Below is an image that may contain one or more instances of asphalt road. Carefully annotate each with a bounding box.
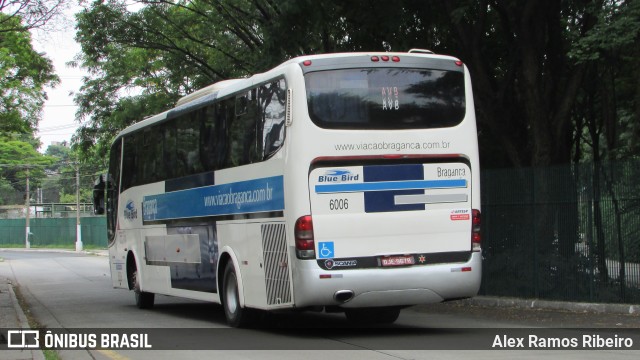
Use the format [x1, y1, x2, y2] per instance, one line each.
[1, 249, 638, 360]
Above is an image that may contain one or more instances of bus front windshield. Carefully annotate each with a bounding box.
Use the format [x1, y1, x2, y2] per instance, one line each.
[305, 68, 465, 130]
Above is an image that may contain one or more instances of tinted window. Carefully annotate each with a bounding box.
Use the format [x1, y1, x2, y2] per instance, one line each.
[107, 139, 121, 243]
[199, 105, 217, 171]
[176, 113, 203, 177]
[259, 79, 286, 160]
[116, 77, 287, 190]
[142, 129, 162, 183]
[229, 90, 259, 167]
[162, 123, 177, 179]
[121, 136, 138, 191]
[305, 68, 465, 129]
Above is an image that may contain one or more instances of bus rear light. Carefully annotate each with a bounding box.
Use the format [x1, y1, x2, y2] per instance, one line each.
[455, 60, 463, 67]
[381, 55, 390, 62]
[295, 215, 315, 259]
[371, 56, 380, 62]
[471, 209, 481, 251]
[392, 56, 400, 62]
[303, 60, 312, 66]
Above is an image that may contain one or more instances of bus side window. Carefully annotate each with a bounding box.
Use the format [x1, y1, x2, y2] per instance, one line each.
[215, 101, 230, 169]
[176, 113, 204, 177]
[229, 90, 259, 166]
[260, 79, 286, 160]
[106, 139, 122, 243]
[200, 105, 217, 172]
[121, 135, 137, 191]
[142, 129, 154, 183]
[163, 122, 176, 179]
[134, 132, 145, 186]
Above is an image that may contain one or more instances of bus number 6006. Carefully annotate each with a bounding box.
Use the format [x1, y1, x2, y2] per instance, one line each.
[329, 199, 349, 210]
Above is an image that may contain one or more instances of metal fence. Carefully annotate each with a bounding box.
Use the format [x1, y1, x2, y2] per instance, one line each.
[0, 217, 107, 248]
[480, 159, 640, 304]
[0, 203, 94, 219]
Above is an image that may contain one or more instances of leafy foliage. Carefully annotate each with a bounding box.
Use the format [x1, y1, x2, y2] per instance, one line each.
[0, 5, 61, 205]
[0, 13, 59, 142]
[0, 140, 57, 205]
[0, 0, 68, 33]
[71, 0, 638, 167]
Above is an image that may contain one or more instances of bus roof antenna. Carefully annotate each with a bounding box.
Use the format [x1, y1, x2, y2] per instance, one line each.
[408, 49, 434, 54]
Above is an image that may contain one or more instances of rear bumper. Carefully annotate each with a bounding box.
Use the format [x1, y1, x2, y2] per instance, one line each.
[292, 251, 482, 308]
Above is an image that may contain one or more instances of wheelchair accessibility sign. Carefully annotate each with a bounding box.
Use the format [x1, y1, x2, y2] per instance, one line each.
[318, 242, 334, 259]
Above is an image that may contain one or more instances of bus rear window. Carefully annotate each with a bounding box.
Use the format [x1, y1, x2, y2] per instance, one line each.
[305, 68, 465, 129]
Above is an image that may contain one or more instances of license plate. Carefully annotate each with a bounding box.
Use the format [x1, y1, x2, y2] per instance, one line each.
[381, 255, 415, 267]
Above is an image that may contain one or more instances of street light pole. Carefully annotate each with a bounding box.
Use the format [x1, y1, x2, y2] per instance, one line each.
[76, 163, 83, 252]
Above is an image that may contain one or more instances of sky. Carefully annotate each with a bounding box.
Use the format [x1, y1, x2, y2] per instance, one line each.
[31, 4, 86, 153]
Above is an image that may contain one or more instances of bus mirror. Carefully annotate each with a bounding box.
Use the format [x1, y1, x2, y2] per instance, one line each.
[93, 174, 106, 215]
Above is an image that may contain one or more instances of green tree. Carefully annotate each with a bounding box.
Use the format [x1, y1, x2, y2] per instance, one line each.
[0, 0, 68, 33]
[41, 143, 103, 203]
[0, 140, 56, 204]
[568, 0, 640, 290]
[0, 12, 59, 143]
[72, 0, 639, 167]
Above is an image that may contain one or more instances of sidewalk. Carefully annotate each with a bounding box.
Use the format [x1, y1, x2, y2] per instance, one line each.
[462, 295, 640, 316]
[0, 278, 44, 360]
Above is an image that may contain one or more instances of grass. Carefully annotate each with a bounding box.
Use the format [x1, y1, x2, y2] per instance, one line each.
[12, 284, 62, 360]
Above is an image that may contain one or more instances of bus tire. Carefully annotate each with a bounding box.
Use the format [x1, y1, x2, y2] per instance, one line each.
[222, 261, 253, 327]
[345, 306, 401, 324]
[133, 269, 155, 309]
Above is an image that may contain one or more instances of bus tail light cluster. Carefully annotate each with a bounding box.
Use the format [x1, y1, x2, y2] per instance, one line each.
[371, 55, 400, 62]
[472, 209, 481, 252]
[295, 215, 315, 259]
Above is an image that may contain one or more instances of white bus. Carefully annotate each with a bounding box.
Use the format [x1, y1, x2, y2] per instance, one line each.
[93, 50, 482, 327]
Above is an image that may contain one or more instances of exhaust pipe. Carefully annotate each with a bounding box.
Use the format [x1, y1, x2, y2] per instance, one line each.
[334, 290, 354, 303]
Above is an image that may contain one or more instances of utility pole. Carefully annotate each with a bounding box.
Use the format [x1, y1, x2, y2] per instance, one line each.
[75, 163, 83, 252]
[25, 167, 30, 249]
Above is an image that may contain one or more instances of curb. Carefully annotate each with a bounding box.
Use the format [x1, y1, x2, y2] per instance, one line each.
[460, 296, 640, 316]
[0, 248, 108, 257]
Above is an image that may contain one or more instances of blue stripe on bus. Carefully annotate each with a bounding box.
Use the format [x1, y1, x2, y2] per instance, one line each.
[363, 164, 424, 182]
[363, 164, 425, 213]
[314, 179, 467, 194]
[143, 176, 284, 222]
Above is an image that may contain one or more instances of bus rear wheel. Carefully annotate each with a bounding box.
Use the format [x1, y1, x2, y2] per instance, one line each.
[222, 262, 255, 327]
[132, 269, 155, 309]
[345, 306, 401, 324]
